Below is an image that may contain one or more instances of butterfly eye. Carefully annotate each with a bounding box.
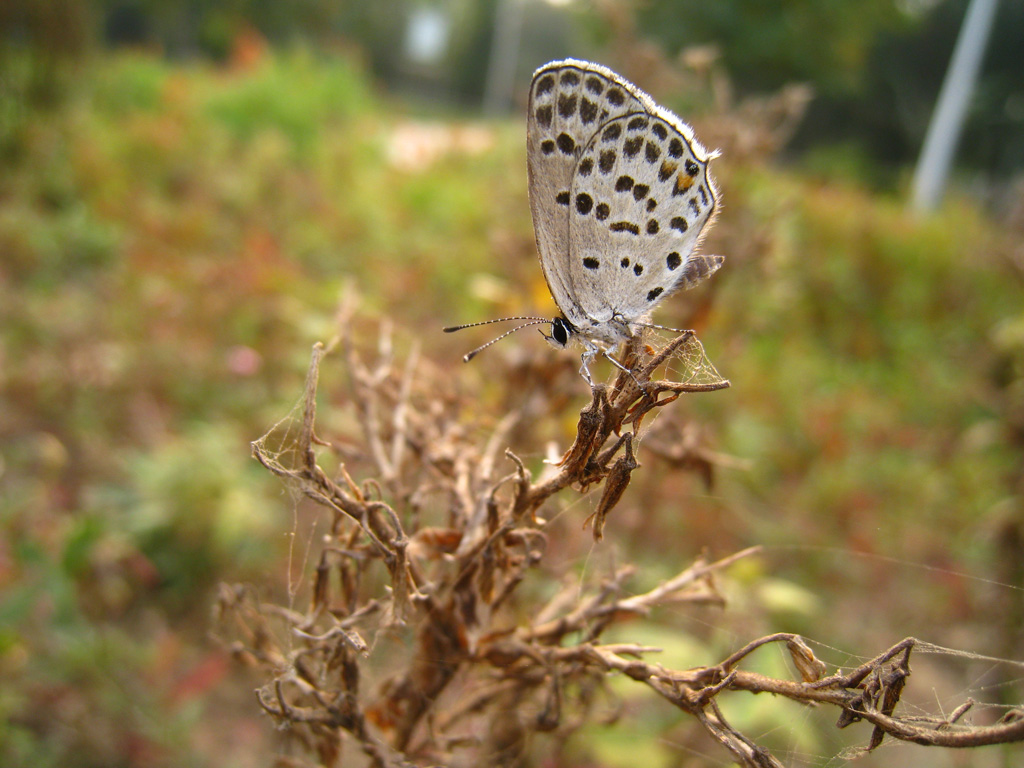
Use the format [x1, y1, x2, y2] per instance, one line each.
[552, 318, 570, 346]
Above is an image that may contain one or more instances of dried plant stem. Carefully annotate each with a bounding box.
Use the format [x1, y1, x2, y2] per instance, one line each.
[221, 323, 1024, 767]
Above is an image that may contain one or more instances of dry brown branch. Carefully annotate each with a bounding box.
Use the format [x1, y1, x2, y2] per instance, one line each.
[218, 320, 1024, 767]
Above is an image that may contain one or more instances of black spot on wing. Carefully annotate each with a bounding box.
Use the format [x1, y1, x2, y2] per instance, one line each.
[599, 150, 616, 174]
[670, 216, 688, 233]
[578, 157, 594, 176]
[541, 140, 555, 155]
[583, 256, 599, 269]
[555, 191, 570, 205]
[646, 219, 659, 235]
[652, 122, 668, 140]
[580, 98, 598, 124]
[610, 222, 640, 235]
[668, 138, 684, 158]
[595, 203, 610, 221]
[647, 287, 664, 302]
[607, 87, 625, 106]
[632, 184, 649, 201]
[575, 193, 593, 215]
[685, 158, 700, 176]
[558, 93, 578, 118]
[627, 116, 648, 131]
[585, 76, 603, 95]
[645, 142, 660, 163]
[667, 252, 682, 270]
[556, 133, 576, 155]
[560, 70, 580, 86]
[623, 136, 643, 158]
[536, 74, 555, 95]
[615, 175, 634, 192]
[602, 123, 622, 142]
[535, 105, 553, 128]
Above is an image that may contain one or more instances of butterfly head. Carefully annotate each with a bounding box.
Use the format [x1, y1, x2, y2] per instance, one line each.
[542, 316, 574, 349]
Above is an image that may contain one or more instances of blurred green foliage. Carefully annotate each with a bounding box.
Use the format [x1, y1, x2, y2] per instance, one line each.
[642, 0, 910, 96]
[696, 170, 1020, 628]
[0, 48, 1021, 766]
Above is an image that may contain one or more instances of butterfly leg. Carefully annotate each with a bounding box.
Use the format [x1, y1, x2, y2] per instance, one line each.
[605, 352, 648, 393]
[579, 346, 597, 386]
[579, 342, 647, 392]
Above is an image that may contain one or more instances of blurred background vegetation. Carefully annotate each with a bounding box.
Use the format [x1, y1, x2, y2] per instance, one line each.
[1, 0, 1023, 766]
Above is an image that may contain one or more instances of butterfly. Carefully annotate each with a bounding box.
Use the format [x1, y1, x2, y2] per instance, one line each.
[446, 59, 724, 383]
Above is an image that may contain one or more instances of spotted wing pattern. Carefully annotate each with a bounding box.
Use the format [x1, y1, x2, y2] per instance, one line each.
[566, 111, 719, 324]
[527, 60, 645, 329]
[526, 59, 721, 340]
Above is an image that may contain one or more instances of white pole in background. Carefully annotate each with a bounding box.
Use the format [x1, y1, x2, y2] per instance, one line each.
[483, 0, 524, 115]
[910, 0, 999, 214]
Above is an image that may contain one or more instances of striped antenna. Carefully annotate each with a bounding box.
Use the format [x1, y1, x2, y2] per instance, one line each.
[443, 317, 551, 362]
[443, 316, 550, 333]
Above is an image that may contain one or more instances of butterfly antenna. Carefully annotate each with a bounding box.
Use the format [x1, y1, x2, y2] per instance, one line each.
[451, 319, 550, 362]
[443, 316, 549, 333]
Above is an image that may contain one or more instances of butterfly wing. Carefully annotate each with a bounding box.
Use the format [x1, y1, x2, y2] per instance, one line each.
[566, 109, 720, 325]
[527, 60, 645, 328]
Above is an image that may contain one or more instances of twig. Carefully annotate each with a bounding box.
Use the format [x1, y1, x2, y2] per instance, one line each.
[225, 320, 1023, 767]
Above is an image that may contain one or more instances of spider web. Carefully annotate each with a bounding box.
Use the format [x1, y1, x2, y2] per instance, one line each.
[635, 327, 730, 391]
